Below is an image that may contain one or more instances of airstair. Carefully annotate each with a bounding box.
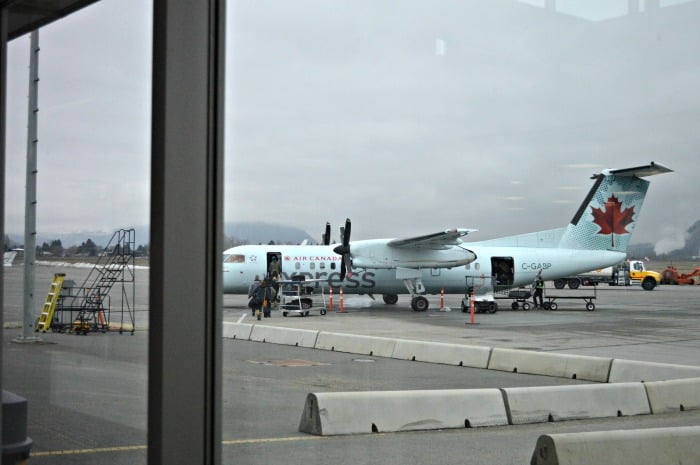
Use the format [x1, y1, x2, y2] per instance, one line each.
[62, 229, 137, 334]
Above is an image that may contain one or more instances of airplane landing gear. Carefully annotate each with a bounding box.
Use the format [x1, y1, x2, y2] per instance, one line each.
[411, 296, 429, 311]
[382, 294, 399, 305]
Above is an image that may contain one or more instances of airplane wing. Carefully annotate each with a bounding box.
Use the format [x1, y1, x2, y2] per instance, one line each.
[387, 228, 477, 249]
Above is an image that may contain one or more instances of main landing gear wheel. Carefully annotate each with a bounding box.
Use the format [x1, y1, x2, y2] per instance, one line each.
[382, 294, 399, 305]
[411, 296, 429, 311]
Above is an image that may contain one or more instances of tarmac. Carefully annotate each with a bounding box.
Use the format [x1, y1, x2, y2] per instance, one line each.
[3, 262, 700, 465]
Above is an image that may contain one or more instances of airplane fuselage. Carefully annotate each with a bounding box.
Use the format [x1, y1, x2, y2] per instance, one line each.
[223, 243, 625, 296]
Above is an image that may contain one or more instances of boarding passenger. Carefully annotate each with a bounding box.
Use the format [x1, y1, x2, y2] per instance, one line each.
[248, 275, 261, 316]
[269, 256, 280, 277]
[262, 279, 275, 318]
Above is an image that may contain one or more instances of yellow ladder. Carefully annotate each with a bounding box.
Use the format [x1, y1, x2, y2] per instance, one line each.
[35, 273, 66, 332]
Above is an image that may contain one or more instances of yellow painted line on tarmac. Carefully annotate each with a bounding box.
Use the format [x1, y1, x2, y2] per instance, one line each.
[32, 445, 147, 457]
[32, 436, 327, 457]
[222, 435, 328, 446]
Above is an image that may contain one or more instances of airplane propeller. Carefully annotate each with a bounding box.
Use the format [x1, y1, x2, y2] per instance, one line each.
[333, 218, 352, 280]
[322, 222, 331, 246]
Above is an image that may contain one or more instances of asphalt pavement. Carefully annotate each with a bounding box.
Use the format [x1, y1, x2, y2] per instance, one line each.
[3, 263, 700, 465]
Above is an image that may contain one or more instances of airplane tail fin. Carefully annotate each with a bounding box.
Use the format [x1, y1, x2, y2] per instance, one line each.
[558, 162, 672, 252]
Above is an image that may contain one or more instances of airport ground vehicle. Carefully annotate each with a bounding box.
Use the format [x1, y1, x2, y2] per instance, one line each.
[279, 278, 328, 317]
[660, 265, 700, 285]
[627, 260, 662, 290]
[554, 260, 659, 291]
[461, 277, 499, 313]
[553, 263, 627, 289]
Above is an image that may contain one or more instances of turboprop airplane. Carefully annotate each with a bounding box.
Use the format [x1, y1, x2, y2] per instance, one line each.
[223, 162, 671, 311]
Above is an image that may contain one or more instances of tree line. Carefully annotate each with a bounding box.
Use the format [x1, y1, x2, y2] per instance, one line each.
[4, 235, 149, 257]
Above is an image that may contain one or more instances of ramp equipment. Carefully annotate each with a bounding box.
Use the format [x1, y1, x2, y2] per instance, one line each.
[542, 285, 597, 311]
[70, 229, 136, 334]
[43, 229, 137, 335]
[35, 273, 66, 332]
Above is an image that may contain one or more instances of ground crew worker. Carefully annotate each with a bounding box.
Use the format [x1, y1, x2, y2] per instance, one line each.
[533, 276, 545, 309]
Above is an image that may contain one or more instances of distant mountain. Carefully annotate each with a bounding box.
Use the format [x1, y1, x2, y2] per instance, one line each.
[225, 222, 314, 245]
[660, 220, 700, 259]
[628, 220, 700, 260]
[7, 228, 147, 249]
[7, 222, 314, 249]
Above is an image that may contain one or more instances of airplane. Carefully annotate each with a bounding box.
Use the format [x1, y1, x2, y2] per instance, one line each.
[3, 250, 18, 267]
[223, 162, 672, 311]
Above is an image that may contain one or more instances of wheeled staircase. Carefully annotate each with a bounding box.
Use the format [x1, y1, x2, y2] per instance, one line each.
[68, 229, 137, 334]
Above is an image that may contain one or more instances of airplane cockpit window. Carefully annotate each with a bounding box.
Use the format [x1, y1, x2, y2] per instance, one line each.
[224, 254, 245, 264]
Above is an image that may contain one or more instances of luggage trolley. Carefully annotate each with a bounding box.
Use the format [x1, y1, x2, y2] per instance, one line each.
[279, 277, 328, 317]
[542, 285, 597, 311]
[501, 287, 533, 311]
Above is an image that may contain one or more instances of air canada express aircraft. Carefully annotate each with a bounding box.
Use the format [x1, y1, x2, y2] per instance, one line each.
[223, 162, 671, 311]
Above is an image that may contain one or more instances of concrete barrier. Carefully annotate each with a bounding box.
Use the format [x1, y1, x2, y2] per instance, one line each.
[502, 383, 649, 425]
[249, 325, 319, 348]
[530, 426, 700, 465]
[488, 348, 611, 382]
[391, 339, 491, 368]
[644, 377, 700, 414]
[608, 359, 700, 382]
[222, 322, 253, 340]
[314, 332, 396, 357]
[298, 388, 508, 436]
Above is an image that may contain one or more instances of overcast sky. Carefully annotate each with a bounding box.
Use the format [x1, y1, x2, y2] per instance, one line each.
[5, 0, 699, 254]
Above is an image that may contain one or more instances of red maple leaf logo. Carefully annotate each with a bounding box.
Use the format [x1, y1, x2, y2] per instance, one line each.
[591, 195, 635, 235]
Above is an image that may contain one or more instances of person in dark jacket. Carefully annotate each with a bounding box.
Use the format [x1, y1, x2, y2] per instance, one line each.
[248, 275, 261, 316]
[533, 277, 545, 309]
[262, 279, 275, 318]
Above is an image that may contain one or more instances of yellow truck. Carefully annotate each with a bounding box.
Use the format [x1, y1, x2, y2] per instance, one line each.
[553, 260, 660, 291]
[627, 259, 662, 290]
